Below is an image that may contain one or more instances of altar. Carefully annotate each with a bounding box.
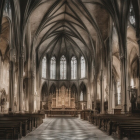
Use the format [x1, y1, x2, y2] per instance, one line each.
[51, 86, 75, 110]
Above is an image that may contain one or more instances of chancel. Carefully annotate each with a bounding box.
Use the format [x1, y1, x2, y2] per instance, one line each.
[0, 0, 140, 140]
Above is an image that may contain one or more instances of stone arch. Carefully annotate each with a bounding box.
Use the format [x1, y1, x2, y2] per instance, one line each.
[129, 47, 139, 88]
[49, 83, 56, 98]
[59, 82, 68, 89]
[80, 82, 87, 101]
[41, 82, 48, 101]
[71, 84, 77, 98]
[49, 83, 56, 94]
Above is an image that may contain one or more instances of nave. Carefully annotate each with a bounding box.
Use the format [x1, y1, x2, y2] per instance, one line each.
[22, 117, 114, 140]
[0, 0, 140, 140]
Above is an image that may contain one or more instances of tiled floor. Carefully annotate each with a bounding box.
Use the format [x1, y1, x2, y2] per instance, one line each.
[22, 117, 114, 140]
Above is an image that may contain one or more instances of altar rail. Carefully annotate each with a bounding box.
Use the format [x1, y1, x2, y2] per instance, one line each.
[80, 110, 140, 139]
[45, 110, 79, 117]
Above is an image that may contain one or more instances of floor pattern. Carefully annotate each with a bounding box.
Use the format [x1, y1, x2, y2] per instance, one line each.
[22, 117, 114, 140]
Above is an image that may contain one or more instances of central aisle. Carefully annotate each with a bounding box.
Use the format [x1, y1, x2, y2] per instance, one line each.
[22, 117, 114, 140]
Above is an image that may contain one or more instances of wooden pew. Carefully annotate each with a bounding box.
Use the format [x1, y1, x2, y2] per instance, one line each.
[91, 114, 140, 139]
[0, 113, 45, 139]
[0, 121, 22, 139]
[80, 110, 93, 121]
[0, 117, 29, 137]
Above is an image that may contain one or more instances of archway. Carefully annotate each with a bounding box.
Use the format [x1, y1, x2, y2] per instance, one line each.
[79, 82, 87, 110]
[129, 48, 139, 111]
[41, 82, 47, 101]
[71, 84, 77, 98]
[40, 82, 48, 110]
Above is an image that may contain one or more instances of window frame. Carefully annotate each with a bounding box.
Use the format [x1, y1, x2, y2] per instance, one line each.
[60, 55, 67, 80]
[80, 56, 86, 79]
[50, 56, 56, 79]
[71, 56, 77, 80]
[42, 56, 47, 79]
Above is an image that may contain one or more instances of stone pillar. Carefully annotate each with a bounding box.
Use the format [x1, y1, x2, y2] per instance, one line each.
[67, 57, 70, 80]
[69, 89, 71, 107]
[100, 70, 104, 114]
[0, 54, 2, 84]
[112, 80, 115, 113]
[137, 40, 140, 102]
[56, 57, 60, 80]
[18, 52, 24, 112]
[9, 61, 13, 112]
[29, 66, 35, 113]
[108, 59, 113, 114]
[120, 55, 127, 113]
[56, 89, 58, 107]
[78, 57, 81, 79]
[93, 74, 97, 115]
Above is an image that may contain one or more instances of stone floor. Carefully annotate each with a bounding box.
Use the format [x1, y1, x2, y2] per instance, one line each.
[22, 117, 114, 140]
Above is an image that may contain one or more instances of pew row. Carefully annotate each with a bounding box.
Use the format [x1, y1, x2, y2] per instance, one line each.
[80, 110, 140, 139]
[0, 113, 45, 140]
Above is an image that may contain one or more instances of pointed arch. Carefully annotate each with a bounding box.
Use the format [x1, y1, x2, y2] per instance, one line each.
[80, 82, 87, 101]
[49, 83, 56, 94]
[71, 84, 77, 94]
[41, 82, 47, 101]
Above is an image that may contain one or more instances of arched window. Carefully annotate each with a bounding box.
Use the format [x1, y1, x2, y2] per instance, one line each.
[81, 56, 85, 78]
[42, 56, 46, 78]
[129, 5, 135, 27]
[71, 56, 77, 79]
[60, 55, 66, 79]
[50, 57, 56, 79]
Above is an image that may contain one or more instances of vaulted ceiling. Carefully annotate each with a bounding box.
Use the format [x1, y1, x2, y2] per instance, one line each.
[28, 0, 110, 61]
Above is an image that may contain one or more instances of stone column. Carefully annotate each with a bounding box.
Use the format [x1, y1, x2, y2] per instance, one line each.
[69, 89, 71, 107]
[108, 58, 113, 114]
[78, 57, 81, 79]
[137, 40, 140, 102]
[9, 61, 13, 112]
[18, 52, 24, 112]
[0, 54, 2, 84]
[29, 63, 35, 113]
[56, 89, 58, 107]
[67, 57, 70, 80]
[120, 55, 127, 113]
[93, 74, 97, 115]
[56, 57, 60, 80]
[100, 70, 104, 114]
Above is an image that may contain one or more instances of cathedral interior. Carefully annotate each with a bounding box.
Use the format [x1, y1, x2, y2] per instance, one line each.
[0, 0, 140, 139]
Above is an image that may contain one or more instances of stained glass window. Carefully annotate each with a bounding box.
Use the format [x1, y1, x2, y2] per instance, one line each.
[4, 0, 11, 16]
[81, 56, 85, 78]
[129, 5, 135, 27]
[42, 56, 46, 78]
[60, 55, 66, 79]
[50, 57, 56, 79]
[71, 56, 77, 79]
